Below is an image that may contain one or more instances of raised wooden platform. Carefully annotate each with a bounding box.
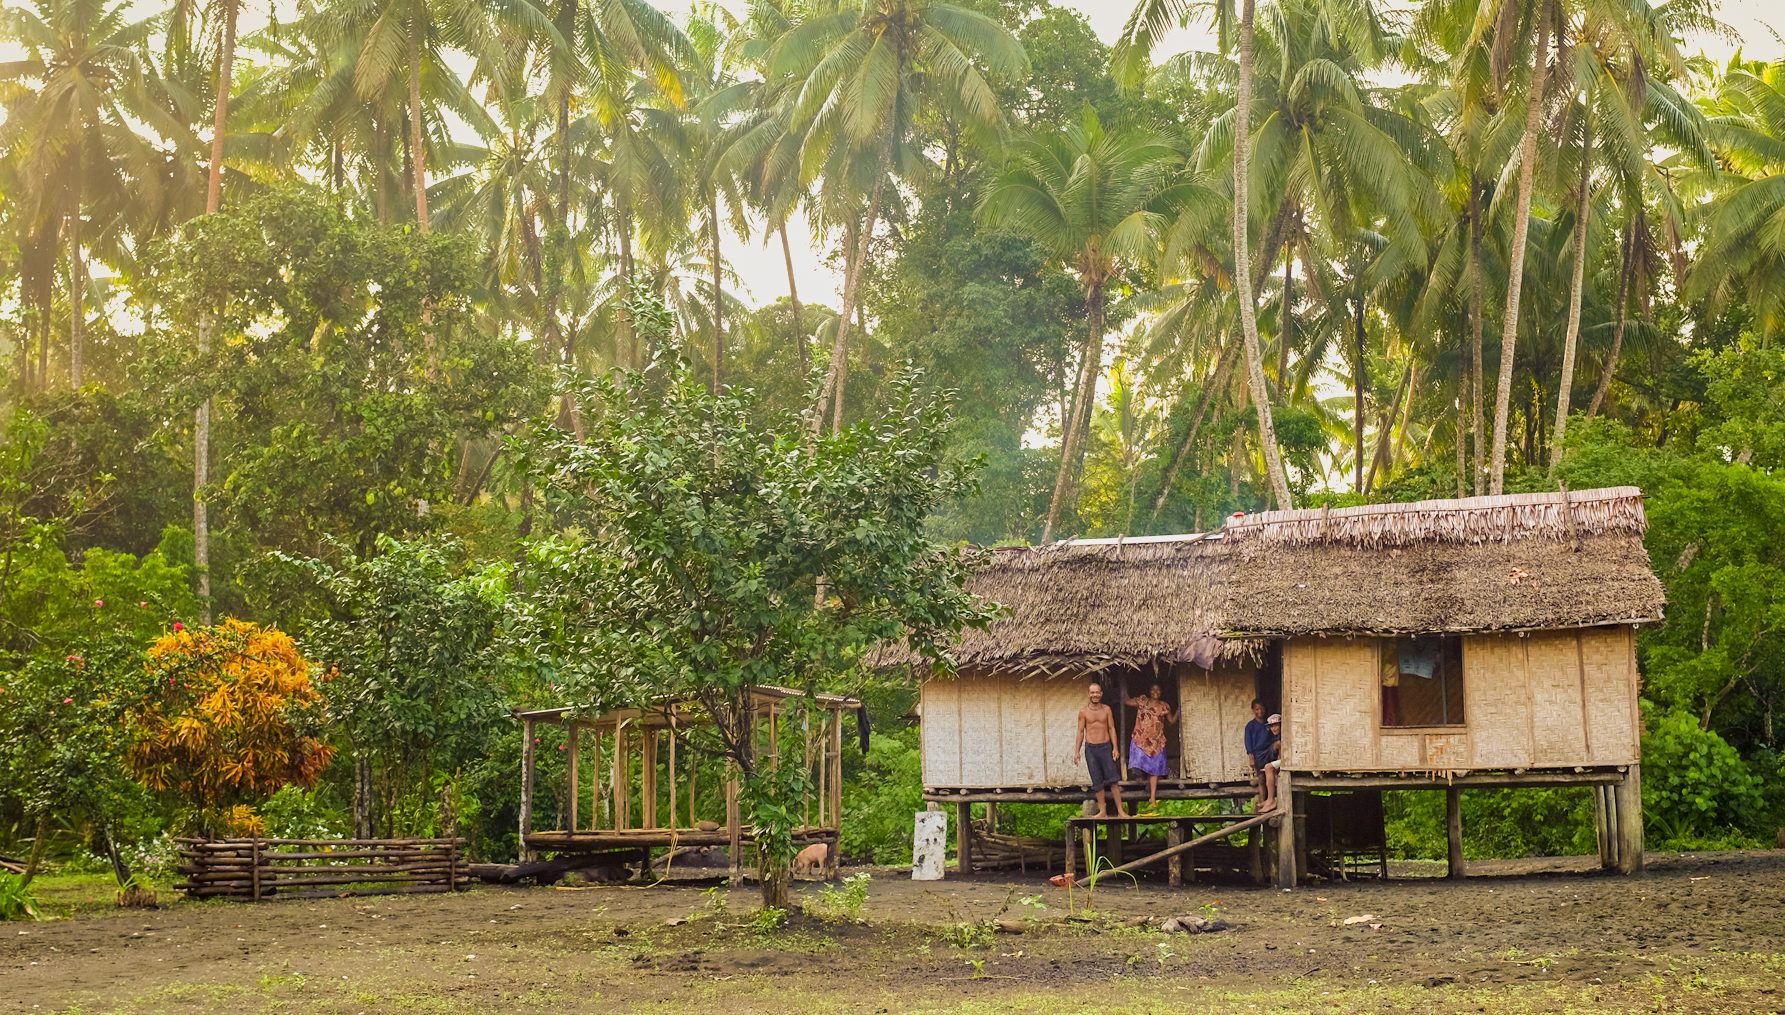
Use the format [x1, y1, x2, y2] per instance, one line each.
[523, 825, 837, 853]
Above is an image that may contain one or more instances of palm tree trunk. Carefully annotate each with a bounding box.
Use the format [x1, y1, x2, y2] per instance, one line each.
[194, 0, 237, 627]
[779, 223, 807, 378]
[1469, 178, 1486, 495]
[810, 144, 890, 436]
[710, 195, 724, 390]
[1549, 114, 1592, 473]
[408, 37, 429, 232]
[619, 213, 636, 367]
[1455, 384, 1467, 496]
[1488, 5, 1552, 494]
[1586, 224, 1633, 418]
[1353, 291, 1366, 493]
[67, 214, 84, 391]
[1043, 278, 1104, 542]
[1365, 360, 1414, 493]
[1233, 0, 1293, 509]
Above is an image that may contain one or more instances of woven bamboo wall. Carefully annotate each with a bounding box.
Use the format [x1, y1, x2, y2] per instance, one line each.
[1178, 660, 1258, 782]
[1281, 627, 1640, 772]
[920, 673, 1085, 788]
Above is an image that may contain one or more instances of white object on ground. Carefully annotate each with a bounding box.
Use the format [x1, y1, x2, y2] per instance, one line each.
[912, 811, 947, 880]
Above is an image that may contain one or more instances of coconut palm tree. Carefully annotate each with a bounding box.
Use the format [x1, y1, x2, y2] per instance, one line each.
[769, 0, 1026, 434]
[981, 110, 1183, 541]
[0, 0, 163, 389]
[301, 0, 559, 232]
[1687, 57, 1785, 341]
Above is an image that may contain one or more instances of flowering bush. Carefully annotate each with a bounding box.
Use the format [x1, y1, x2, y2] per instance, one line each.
[123, 619, 334, 832]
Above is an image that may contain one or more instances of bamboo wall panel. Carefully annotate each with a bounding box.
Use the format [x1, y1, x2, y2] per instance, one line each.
[1580, 626, 1640, 764]
[1283, 640, 1318, 766]
[1528, 631, 1589, 765]
[1377, 733, 1421, 769]
[1312, 639, 1380, 769]
[1176, 660, 1257, 782]
[1003, 676, 1050, 785]
[958, 678, 1009, 785]
[1041, 678, 1090, 784]
[1423, 732, 1470, 769]
[1462, 634, 1534, 768]
[920, 680, 962, 785]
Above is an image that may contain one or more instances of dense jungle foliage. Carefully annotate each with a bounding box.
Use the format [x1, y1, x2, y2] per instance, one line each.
[2, 0, 1783, 881]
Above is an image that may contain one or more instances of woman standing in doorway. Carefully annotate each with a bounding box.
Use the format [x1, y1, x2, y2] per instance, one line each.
[1126, 683, 1179, 812]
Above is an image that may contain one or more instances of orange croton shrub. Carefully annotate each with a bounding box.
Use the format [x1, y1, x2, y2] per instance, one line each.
[125, 619, 334, 830]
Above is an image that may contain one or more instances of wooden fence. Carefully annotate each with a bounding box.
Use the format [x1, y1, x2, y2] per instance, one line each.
[174, 837, 470, 900]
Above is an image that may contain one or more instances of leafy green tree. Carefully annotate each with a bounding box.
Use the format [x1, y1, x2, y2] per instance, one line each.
[274, 536, 515, 842]
[769, 0, 1027, 432]
[980, 108, 1183, 540]
[155, 188, 548, 583]
[517, 357, 993, 907]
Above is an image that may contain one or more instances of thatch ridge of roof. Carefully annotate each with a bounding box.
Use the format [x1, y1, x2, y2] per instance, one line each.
[1221, 487, 1646, 548]
[926, 487, 1664, 676]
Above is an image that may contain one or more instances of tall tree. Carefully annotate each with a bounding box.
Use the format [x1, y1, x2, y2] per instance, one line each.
[1483, 0, 1553, 493]
[981, 110, 1181, 541]
[1117, 0, 1294, 507]
[194, 0, 240, 623]
[770, 0, 1026, 434]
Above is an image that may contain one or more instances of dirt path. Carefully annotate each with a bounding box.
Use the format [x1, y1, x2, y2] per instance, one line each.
[6, 850, 1785, 1013]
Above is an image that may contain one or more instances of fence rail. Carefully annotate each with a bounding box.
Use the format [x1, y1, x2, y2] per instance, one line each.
[174, 837, 470, 900]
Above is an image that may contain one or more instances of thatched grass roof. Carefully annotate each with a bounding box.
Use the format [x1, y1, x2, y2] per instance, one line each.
[944, 487, 1664, 677]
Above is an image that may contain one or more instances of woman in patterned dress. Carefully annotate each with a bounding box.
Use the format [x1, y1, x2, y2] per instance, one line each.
[1125, 683, 1179, 811]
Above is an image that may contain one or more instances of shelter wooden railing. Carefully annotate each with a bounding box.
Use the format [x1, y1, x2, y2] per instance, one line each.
[174, 837, 469, 900]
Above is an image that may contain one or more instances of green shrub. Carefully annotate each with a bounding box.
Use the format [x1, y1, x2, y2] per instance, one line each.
[0, 874, 42, 921]
[1641, 709, 1768, 848]
[839, 729, 924, 864]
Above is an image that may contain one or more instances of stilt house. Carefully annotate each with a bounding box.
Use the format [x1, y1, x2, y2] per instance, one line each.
[918, 487, 1665, 884]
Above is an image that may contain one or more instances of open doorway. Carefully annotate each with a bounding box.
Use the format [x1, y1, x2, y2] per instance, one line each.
[1103, 662, 1183, 780]
[1253, 642, 1283, 717]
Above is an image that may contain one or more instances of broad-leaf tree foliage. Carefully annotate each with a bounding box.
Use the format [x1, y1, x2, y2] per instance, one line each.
[274, 536, 515, 839]
[517, 360, 994, 905]
[154, 189, 547, 562]
[124, 619, 334, 834]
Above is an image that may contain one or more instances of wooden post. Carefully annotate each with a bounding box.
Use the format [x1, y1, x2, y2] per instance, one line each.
[687, 746, 697, 829]
[955, 801, 972, 874]
[611, 723, 629, 831]
[1274, 770, 1297, 889]
[725, 765, 742, 881]
[830, 708, 844, 831]
[1615, 764, 1643, 874]
[567, 722, 580, 833]
[519, 718, 536, 861]
[1445, 787, 1465, 879]
[1248, 816, 1264, 884]
[250, 839, 262, 901]
[667, 727, 678, 830]
[589, 729, 602, 829]
[1606, 781, 1620, 866]
[642, 729, 658, 830]
[1166, 821, 1184, 888]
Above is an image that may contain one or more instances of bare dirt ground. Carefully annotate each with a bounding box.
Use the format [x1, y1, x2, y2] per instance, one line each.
[6, 850, 1785, 1014]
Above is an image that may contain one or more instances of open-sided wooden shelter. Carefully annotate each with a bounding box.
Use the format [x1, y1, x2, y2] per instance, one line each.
[514, 686, 860, 878]
[918, 487, 1665, 886]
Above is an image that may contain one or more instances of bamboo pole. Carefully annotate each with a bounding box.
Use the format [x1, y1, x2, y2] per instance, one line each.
[520, 718, 536, 861]
[1071, 811, 1273, 887]
[642, 729, 658, 830]
[1275, 771, 1297, 889]
[568, 722, 580, 833]
[667, 727, 678, 832]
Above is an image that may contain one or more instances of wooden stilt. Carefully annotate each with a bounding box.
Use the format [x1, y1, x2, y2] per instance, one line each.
[955, 802, 972, 874]
[611, 723, 629, 831]
[830, 710, 844, 832]
[641, 730, 658, 830]
[1274, 771, 1297, 889]
[1166, 821, 1184, 888]
[567, 723, 580, 833]
[1615, 764, 1643, 874]
[1594, 784, 1613, 869]
[519, 719, 536, 862]
[589, 730, 602, 829]
[1445, 787, 1464, 879]
[725, 766, 742, 881]
[666, 728, 677, 833]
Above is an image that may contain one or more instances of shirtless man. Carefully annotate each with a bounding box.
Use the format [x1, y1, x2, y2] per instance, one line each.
[1073, 682, 1126, 818]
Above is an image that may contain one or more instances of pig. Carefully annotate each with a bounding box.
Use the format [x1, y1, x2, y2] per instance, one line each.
[793, 842, 831, 876]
